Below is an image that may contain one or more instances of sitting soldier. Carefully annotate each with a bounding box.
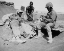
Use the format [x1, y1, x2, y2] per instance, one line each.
[43, 2, 57, 43]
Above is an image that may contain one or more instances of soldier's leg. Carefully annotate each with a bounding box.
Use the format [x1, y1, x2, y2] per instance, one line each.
[38, 29, 42, 37]
[35, 22, 46, 38]
[27, 13, 33, 21]
[46, 23, 53, 43]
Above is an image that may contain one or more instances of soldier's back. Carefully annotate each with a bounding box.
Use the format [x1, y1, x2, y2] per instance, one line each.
[50, 10, 57, 21]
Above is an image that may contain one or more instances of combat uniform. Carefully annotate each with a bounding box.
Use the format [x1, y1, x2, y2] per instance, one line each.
[45, 2, 57, 43]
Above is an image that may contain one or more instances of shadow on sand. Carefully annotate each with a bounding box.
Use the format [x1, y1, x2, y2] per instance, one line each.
[41, 28, 61, 40]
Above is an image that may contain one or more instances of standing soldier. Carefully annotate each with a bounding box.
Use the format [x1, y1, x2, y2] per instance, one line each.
[44, 2, 57, 43]
[26, 1, 34, 21]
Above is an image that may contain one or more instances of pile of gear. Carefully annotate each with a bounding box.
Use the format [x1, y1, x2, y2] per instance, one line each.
[0, 1, 64, 44]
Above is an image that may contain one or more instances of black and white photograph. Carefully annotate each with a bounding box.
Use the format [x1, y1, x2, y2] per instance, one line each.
[0, 0, 64, 51]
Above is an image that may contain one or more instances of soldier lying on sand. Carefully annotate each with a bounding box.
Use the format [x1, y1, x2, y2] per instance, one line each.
[0, 13, 27, 43]
[0, 9, 37, 43]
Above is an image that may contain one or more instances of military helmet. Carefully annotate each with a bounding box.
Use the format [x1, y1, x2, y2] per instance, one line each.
[30, 1, 33, 5]
[45, 2, 53, 8]
[16, 10, 22, 13]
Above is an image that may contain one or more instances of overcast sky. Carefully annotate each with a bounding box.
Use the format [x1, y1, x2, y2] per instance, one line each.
[1, 0, 64, 13]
